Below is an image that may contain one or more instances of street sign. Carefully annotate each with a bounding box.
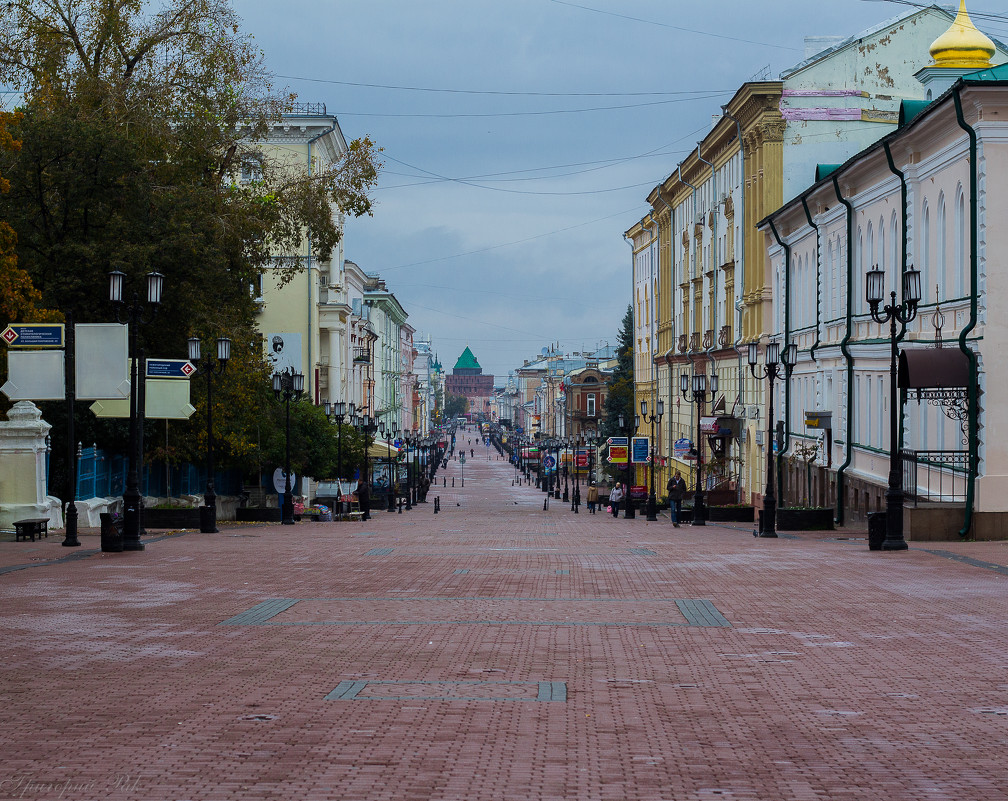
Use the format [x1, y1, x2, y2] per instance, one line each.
[147, 359, 195, 379]
[89, 378, 196, 419]
[1, 323, 64, 348]
[542, 455, 555, 469]
[575, 450, 588, 468]
[607, 436, 628, 447]
[1, 350, 65, 400]
[607, 445, 628, 464]
[76, 324, 129, 400]
[273, 468, 296, 494]
[631, 436, 650, 464]
[674, 438, 692, 459]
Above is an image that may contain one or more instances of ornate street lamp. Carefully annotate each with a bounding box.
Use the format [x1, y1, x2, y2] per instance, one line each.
[617, 413, 639, 519]
[356, 414, 378, 521]
[748, 340, 797, 537]
[641, 398, 665, 521]
[680, 369, 718, 526]
[562, 436, 570, 503]
[188, 335, 231, 533]
[109, 269, 164, 550]
[272, 369, 304, 525]
[325, 400, 353, 514]
[403, 429, 413, 510]
[866, 262, 922, 550]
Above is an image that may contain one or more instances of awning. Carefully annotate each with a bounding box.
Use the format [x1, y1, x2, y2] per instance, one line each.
[898, 348, 970, 389]
[368, 441, 400, 459]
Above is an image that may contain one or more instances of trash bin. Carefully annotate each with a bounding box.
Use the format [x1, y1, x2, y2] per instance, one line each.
[199, 505, 216, 533]
[868, 511, 886, 551]
[100, 512, 123, 552]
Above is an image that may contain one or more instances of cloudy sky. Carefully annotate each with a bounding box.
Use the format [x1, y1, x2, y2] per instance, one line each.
[237, 0, 985, 380]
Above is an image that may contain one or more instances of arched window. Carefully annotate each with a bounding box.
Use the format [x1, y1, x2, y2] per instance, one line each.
[857, 226, 864, 314]
[890, 211, 899, 294]
[937, 192, 946, 302]
[955, 187, 966, 298]
[920, 200, 930, 306]
[826, 239, 835, 319]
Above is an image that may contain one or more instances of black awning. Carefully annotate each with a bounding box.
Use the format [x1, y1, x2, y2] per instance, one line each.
[898, 348, 970, 389]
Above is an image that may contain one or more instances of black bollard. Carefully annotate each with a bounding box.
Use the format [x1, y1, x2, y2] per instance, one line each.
[443, 477, 446, 487]
[398, 496, 403, 514]
[452, 477, 455, 487]
[434, 496, 439, 513]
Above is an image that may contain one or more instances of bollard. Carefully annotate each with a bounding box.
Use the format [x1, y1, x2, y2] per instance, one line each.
[443, 477, 446, 487]
[398, 496, 403, 514]
[452, 477, 455, 487]
[434, 496, 440, 513]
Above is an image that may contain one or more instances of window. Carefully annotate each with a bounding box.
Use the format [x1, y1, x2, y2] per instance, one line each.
[587, 393, 596, 417]
[955, 188, 966, 297]
[240, 156, 263, 184]
[937, 193, 946, 302]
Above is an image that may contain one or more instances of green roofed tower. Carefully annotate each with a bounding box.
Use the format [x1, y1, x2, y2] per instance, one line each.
[445, 346, 495, 419]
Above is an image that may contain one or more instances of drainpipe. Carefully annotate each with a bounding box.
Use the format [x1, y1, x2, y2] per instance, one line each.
[679, 164, 700, 362]
[767, 218, 792, 507]
[831, 175, 856, 527]
[952, 86, 979, 539]
[882, 140, 910, 455]
[800, 197, 822, 362]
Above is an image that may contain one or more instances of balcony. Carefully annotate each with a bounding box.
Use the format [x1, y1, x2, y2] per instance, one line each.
[353, 347, 372, 364]
[703, 329, 714, 349]
[718, 325, 732, 348]
[689, 332, 701, 352]
[678, 334, 687, 353]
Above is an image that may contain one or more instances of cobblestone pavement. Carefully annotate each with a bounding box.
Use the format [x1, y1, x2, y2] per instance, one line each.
[3, 446, 1008, 800]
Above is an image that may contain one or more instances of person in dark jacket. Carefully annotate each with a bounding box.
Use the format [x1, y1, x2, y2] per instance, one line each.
[667, 470, 687, 527]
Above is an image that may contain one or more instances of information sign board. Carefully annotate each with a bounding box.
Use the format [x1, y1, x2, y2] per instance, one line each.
[631, 437, 650, 464]
[2, 323, 64, 348]
[607, 436, 628, 447]
[607, 445, 628, 464]
[147, 359, 195, 379]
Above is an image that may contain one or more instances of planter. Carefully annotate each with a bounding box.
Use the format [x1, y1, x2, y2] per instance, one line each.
[708, 505, 755, 523]
[236, 507, 282, 522]
[776, 507, 834, 531]
[143, 507, 201, 529]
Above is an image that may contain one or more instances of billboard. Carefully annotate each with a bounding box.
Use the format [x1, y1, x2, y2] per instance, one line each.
[267, 332, 302, 375]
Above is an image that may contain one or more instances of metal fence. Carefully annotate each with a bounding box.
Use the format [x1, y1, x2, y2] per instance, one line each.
[901, 449, 969, 505]
[75, 446, 240, 500]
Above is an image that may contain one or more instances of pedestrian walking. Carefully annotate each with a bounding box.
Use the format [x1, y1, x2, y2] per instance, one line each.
[357, 477, 370, 522]
[609, 484, 624, 518]
[586, 482, 599, 514]
[667, 470, 687, 527]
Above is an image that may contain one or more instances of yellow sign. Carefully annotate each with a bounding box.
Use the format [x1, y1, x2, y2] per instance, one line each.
[607, 445, 628, 464]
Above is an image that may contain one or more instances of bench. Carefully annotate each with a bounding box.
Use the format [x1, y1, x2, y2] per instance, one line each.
[14, 518, 48, 542]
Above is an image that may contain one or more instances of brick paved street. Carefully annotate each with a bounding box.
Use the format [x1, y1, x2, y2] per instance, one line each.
[2, 449, 1008, 800]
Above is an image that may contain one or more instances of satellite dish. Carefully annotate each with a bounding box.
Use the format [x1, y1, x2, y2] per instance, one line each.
[541, 347, 549, 357]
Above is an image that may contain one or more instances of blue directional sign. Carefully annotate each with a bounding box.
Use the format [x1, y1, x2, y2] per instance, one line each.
[631, 436, 650, 464]
[607, 436, 628, 447]
[146, 359, 195, 379]
[2, 323, 64, 348]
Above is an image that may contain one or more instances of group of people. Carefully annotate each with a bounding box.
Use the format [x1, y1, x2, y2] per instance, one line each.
[581, 470, 688, 526]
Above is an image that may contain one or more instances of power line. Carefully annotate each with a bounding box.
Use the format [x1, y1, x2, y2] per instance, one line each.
[276, 74, 726, 98]
[549, 0, 802, 51]
[333, 92, 731, 119]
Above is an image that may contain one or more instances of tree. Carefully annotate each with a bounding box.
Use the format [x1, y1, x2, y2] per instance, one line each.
[443, 393, 468, 420]
[603, 304, 634, 439]
[0, 0, 381, 484]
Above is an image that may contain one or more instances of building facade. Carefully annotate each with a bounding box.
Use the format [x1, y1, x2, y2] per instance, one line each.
[445, 347, 494, 418]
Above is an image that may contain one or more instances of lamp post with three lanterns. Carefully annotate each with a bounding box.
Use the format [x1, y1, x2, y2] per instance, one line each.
[640, 398, 664, 522]
[866, 262, 922, 551]
[680, 370, 718, 526]
[748, 341, 797, 537]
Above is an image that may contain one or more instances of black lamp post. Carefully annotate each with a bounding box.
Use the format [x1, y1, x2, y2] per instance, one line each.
[188, 335, 231, 533]
[553, 438, 562, 499]
[641, 398, 665, 521]
[617, 413, 639, 519]
[680, 369, 718, 526]
[385, 420, 398, 512]
[357, 414, 378, 521]
[748, 341, 797, 537]
[403, 430, 413, 510]
[562, 436, 570, 503]
[324, 400, 353, 487]
[272, 369, 304, 525]
[866, 263, 922, 551]
[571, 434, 582, 513]
[109, 268, 163, 551]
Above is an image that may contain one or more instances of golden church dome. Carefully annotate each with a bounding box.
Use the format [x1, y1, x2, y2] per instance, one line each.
[929, 0, 996, 69]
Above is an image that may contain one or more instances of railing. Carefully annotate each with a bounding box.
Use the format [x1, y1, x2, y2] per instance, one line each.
[353, 346, 372, 364]
[678, 334, 687, 353]
[901, 449, 970, 505]
[703, 329, 714, 349]
[718, 325, 732, 348]
[288, 102, 327, 116]
[689, 332, 701, 351]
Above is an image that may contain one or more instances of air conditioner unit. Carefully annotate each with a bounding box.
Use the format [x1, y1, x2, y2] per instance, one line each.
[746, 405, 760, 419]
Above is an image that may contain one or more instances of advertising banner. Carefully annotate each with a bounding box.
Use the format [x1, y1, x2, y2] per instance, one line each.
[631, 437, 650, 464]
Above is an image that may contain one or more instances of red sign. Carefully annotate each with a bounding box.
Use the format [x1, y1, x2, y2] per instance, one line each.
[630, 485, 648, 499]
[576, 453, 588, 467]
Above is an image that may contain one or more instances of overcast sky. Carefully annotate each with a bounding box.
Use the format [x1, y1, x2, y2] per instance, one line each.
[237, 0, 977, 381]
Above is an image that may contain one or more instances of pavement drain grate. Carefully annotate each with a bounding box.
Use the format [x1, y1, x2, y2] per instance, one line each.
[219, 598, 300, 626]
[453, 569, 469, 575]
[556, 569, 569, 575]
[628, 548, 657, 556]
[921, 549, 1008, 577]
[676, 599, 731, 627]
[353, 532, 376, 536]
[325, 679, 566, 702]
[365, 547, 394, 556]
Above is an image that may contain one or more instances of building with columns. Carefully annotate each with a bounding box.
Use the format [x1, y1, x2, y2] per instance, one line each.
[759, 0, 1008, 537]
[627, 4, 1004, 507]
